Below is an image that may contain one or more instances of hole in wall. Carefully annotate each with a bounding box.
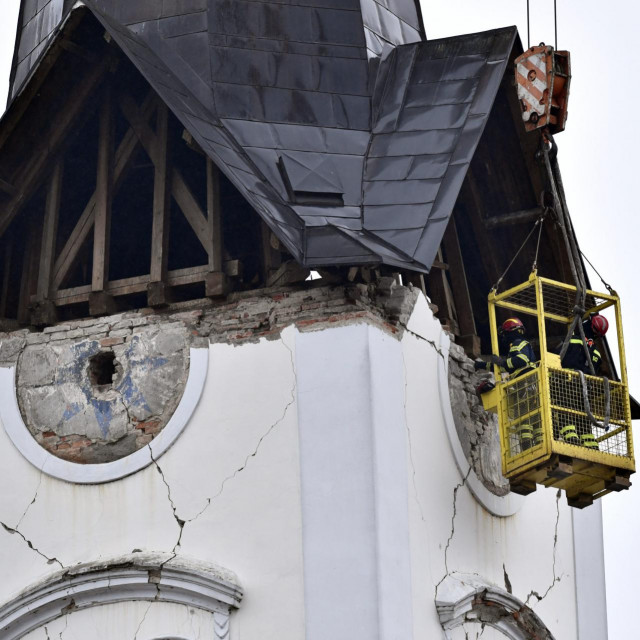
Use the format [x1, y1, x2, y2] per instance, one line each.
[88, 351, 117, 387]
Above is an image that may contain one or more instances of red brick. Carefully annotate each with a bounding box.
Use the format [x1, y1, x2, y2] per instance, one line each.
[100, 336, 124, 347]
[71, 439, 92, 449]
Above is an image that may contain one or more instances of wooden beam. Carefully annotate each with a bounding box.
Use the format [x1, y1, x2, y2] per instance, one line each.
[48, 265, 210, 306]
[460, 173, 503, 286]
[261, 221, 282, 283]
[118, 93, 209, 249]
[18, 224, 39, 324]
[484, 207, 543, 229]
[265, 260, 309, 288]
[0, 55, 112, 238]
[59, 39, 98, 64]
[0, 178, 16, 197]
[206, 158, 223, 272]
[170, 172, 209, 248]
[441, 217, 480, 356]
[36, 161, 64, 301]
[92, 86, 115, 295]
[427, 247, 458, 334]
[148, 103, 171, 306]
[52, 94, 157, 291]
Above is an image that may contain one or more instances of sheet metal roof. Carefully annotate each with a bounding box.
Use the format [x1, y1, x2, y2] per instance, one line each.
[8, 1, 517, 272]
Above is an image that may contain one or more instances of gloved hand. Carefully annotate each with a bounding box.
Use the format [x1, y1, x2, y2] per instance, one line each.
[488, 354, 506, 367]
[476, 380, 495, 396]
[474, 360, 488, 371]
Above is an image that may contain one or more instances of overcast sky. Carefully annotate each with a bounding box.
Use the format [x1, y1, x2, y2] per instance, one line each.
[0, 1, 635, 636]
[423, 3, 638, 637]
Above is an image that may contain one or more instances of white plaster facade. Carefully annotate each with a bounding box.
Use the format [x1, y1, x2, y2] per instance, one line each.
[0, 291, 607, 639]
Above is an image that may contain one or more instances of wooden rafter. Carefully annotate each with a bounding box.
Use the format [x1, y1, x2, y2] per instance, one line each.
[18, 224, 39, 324]
[427, 247, 458, 335]
[148, 102, 171, 306]
[92, 85, 115, 294]
[150, 102, 171, 284]
[40, 265, 211, 307]
[442, 216, 480, 356]
[52, 93, 157, 291]
[36, 160, 64, 301]
[206, 158, 223, 272]
[117, 93, 209, 250]
[0, 54, 112, 239]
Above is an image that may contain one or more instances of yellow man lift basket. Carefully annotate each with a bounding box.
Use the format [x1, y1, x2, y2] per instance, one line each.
[481, 273, 635, 508]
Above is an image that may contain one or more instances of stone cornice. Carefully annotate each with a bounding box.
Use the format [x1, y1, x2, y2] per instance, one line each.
[0, 552, 242, 640]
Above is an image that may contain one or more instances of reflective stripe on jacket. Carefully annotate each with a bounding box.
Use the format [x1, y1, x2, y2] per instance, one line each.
[561, 337, 602, 374]
[505, 337, 536, 378]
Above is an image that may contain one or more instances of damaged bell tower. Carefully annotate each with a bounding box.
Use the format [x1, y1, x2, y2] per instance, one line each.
[0, 1, 616, 639]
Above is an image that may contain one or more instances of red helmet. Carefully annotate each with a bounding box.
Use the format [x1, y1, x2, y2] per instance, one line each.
[590, 314, 609, 337]
[501, 317, 525, 333]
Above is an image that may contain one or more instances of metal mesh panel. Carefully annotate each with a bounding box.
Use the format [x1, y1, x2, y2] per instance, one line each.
[549, 367, 630, 458]
[498, 281, 609, 322]
[499, 282, 537, 316]
[501, 371, 543, 459]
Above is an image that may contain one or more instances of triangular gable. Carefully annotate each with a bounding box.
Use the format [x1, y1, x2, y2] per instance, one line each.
[3, 2, 520, 274]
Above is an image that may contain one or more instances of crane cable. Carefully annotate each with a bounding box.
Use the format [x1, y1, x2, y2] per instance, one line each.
[541, 132, 595, 375]
[491, 216, 547, 292]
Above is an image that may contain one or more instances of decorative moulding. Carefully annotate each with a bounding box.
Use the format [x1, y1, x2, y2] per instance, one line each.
[405, 295, 522, 516]
[0, 552, 242, 640]
[0, 347, 208, 484]
[436, 573, 555, 640]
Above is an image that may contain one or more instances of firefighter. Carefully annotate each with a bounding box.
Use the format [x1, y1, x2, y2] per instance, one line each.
[474, 317, 537, 379]
[561, 314, 608, 375]
[474, 318, 539, 450]
[558, 314, 609, 449]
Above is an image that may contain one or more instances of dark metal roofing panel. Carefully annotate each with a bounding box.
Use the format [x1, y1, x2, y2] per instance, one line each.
[363, 28, 518, 271]
[360, 0, 423, 57]
[6, 0, 518, 273]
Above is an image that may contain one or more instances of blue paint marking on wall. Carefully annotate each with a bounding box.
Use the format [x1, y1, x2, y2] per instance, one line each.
[61, 403, 82, 421]
[52, 336, 168, 437]
[91, 398, 114, 438]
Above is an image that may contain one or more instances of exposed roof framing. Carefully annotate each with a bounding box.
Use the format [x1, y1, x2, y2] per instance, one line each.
[2, 2, 519, 273]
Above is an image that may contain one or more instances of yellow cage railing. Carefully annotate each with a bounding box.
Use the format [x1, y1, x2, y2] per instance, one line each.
[482, 272, 635, 508]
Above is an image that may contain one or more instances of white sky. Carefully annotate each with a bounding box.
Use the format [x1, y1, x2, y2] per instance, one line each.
[0, 1, 635, 636]
[423, 3, 638, 637]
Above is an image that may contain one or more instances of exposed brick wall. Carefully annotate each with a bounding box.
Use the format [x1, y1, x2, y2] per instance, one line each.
[0, 279, 504, 477]
[3, 314, 191, 464]
[448, 341, 510, 496]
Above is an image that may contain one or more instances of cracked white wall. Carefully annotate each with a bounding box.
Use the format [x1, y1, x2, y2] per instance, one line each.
[0, 326, 304, 639]
[403, 297, 580, 639]
[0, 291, 599, 639]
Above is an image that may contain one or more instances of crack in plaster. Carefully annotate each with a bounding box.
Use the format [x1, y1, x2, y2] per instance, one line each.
[148, 448, 185, 566]
[44, 625, 51, 640]
[58, 614, 68, 640]
[185, 336, 298, 524]
[401, 350, 427, 526]
[525, 489, 563, 606]
[133, 601, 153, 640]
[0, 521, 64, 569]
[15, 466, 44, 531]
[145, 335, 296, 576]
[503, 563, 513, 594]
[435, 468, 472, 596]
[404, 326, 445, 360]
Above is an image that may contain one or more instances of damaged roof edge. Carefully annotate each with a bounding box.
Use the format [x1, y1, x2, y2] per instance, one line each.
[0, 7, 524, 275]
